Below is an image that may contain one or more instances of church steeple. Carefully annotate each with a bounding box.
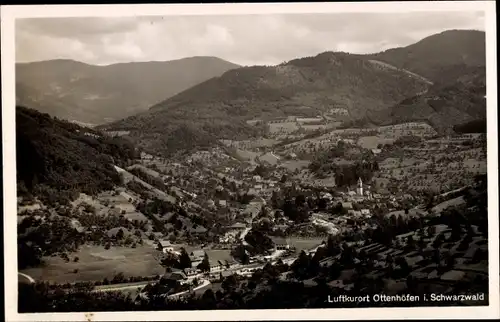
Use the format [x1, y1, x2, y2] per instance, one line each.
[357, 177, 363, 196]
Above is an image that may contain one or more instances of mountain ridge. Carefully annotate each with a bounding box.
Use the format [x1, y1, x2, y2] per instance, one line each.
[16, 56, 241, 124]
[365, 29, 485, 84]
[105, 50, 430, 156]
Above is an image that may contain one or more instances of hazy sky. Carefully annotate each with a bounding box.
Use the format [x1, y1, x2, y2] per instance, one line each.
[16, 12, 485, 66]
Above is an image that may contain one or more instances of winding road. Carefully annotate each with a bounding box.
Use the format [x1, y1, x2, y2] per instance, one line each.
[18, 272, 35, 284]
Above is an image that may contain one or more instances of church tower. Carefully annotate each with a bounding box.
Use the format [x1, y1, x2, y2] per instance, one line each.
[356, 177, 363, 196]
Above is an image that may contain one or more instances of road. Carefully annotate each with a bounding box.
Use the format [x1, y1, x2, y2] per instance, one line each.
[93, 281, 151, 293]
[167, 279, 211, 299]
[69, 243, 320, 297]
[18, 272, 35, 284]
[114, 165, 176, 203]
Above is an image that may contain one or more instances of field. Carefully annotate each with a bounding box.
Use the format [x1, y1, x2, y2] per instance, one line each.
[431, 196, 466, 214]
[287, 237, 325, 252]
[357, 136, 395, 149]
[20, 245, 165, 284]
[268, 122, 299, 134]
[301, 124, 328, 131]
[280, 160, 311, 172]
[234, 149, 259, 162]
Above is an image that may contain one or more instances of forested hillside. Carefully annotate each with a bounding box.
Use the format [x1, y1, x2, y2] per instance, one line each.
[17, 106, 138, 205]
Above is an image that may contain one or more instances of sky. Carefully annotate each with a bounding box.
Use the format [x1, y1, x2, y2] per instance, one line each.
[16, 11, 485, 66]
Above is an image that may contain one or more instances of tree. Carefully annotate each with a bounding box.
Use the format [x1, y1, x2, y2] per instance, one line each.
[231, 244, 249, 264]
[201, 289, 216, 308]
[161, 252, 180, 268]
[116, 228, 125, 240]
[221, 274, 238, 293]
[291, 250, 311, 279]
[178, 248, 192, 269]
[197, 253, 210, 272]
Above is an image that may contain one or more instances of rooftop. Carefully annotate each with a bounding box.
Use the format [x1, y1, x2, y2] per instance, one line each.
[271, 237, 288, 245]
[191, 250, 205, 258]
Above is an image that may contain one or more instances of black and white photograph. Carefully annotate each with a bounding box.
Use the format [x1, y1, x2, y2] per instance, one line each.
[2, 2, 499, 321]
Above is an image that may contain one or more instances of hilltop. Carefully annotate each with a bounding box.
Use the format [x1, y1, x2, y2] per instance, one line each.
[105, 51, 429, 156]
[367, 29, 485, 85]
[16, 57, 240, 124]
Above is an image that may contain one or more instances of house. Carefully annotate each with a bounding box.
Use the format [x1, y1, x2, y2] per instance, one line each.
[157, 240, 175, 253]
[252, 175, 262, 182]
[341, 202, 353, 210]
[164, 268, 187, 281]
[209, 260, 224, 272]
[361, 209, 370, 216]
[321, 192, 333, 200]
[184, 268, 198, 276]
[190, 226, 208, 235]
[190, 250, 206, 262]
[250, 196, 267, 206]
[371, 148, 382, 155]
[350, 210, 362, 217]
[218, 200, 227, 207]
[229, 222, 247, 231]
[273, 238, 290, 251]
[220, 271, 234, 278]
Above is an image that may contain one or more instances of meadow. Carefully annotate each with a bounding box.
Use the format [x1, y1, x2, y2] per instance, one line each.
[20, 245, 165, 284]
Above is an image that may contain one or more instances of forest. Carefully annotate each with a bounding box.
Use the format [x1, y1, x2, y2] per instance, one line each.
[16, 106, 139, 205]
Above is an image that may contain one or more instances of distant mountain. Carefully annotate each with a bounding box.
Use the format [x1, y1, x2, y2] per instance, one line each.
[16, 57, 240, 124]
[366, 29, 485, 85]
[105, 51, 429, 155]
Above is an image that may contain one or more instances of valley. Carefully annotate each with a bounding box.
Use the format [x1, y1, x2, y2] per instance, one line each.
[15, 27, 489, 312]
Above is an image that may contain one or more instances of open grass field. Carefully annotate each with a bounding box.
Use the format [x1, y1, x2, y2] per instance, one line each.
[287, 237, 325, 252]
[280, 160, 311, 172]
[431, 196, 466, 214]
[20, 245, 165, 284]
[123, 211, 149, 222]
[269, 122, 299, 134]
[235, 149, 259, 162]
[301, 124, 328, 131]
[357, 136, 395, 149]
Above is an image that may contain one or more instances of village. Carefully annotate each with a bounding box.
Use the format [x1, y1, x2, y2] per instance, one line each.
[17, 119, 488, 302]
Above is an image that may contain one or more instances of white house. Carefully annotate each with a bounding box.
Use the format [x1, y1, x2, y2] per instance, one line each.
[158, 240, 174, 253]
[252, 175, 262, 182]
[273, 238, 290, 251]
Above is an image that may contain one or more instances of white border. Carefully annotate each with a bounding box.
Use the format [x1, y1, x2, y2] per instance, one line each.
[2, 1, 498, 321]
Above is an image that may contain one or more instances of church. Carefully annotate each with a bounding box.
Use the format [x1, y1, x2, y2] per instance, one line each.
[347, 177, 372, 201]
[356, 177, 363, 196]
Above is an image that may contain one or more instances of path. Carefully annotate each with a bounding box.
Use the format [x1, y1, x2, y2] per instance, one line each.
[18, 272, 35, 284]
